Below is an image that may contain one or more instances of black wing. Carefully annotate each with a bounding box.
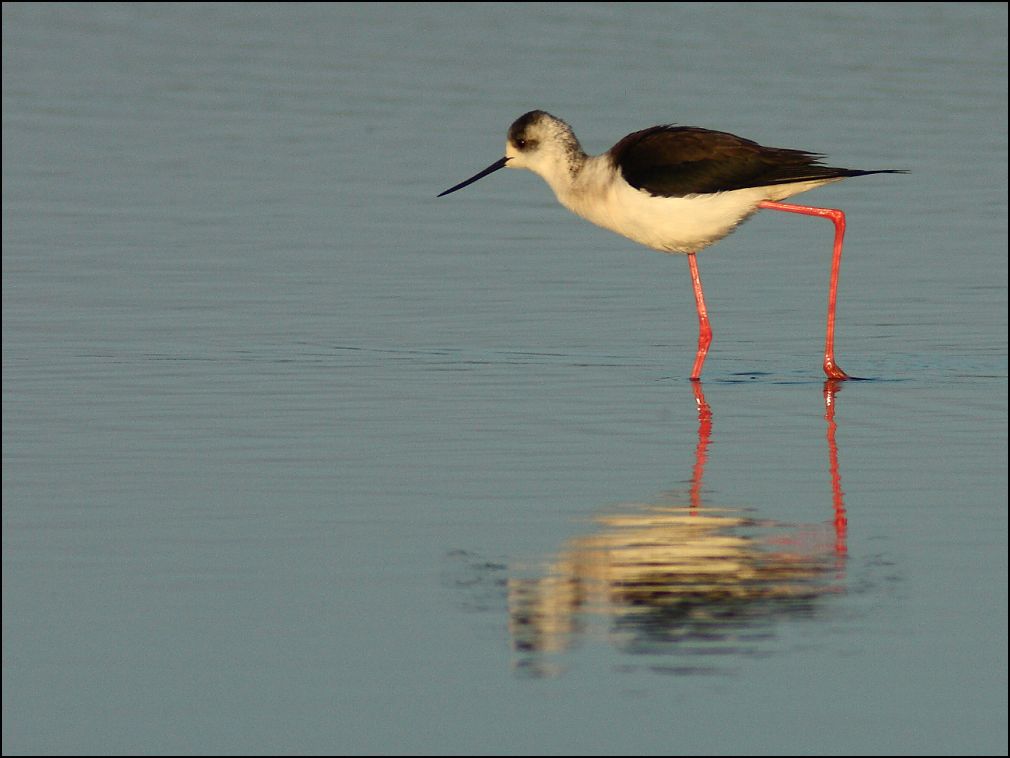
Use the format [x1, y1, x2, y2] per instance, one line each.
[611, 126, 888, 197]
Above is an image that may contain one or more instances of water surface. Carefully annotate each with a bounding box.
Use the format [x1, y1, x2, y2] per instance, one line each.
[3, 3, 1007, 755]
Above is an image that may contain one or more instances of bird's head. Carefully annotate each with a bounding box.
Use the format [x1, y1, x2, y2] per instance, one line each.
[438, 110, 585, 197]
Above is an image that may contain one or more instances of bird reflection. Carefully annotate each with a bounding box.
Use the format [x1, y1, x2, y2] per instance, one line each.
[507, 381, 848, 676]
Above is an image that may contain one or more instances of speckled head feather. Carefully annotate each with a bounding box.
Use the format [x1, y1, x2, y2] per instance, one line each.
[505, 111, 587, 176]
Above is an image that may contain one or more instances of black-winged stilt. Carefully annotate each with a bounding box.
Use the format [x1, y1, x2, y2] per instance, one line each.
[438, 110, 903, 381]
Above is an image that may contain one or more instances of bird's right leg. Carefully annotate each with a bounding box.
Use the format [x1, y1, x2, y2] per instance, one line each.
[758, 201, 850, 380]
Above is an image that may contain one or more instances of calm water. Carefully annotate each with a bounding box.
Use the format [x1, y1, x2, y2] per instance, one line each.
[3, 3, 1007, 755]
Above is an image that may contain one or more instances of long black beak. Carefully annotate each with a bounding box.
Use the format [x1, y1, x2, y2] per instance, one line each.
[438, 157, 509, 197]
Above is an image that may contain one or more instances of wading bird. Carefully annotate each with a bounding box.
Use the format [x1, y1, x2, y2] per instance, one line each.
[439, 110, 903, 380]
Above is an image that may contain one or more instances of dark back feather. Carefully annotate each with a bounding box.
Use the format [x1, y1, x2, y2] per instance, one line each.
[611, 126, 891, 197]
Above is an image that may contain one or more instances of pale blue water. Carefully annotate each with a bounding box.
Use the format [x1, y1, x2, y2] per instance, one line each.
[3, 3, 1007, 755]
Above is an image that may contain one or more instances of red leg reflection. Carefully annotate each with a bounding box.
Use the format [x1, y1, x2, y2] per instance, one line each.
[758, 201, 851, 380]
[823, 379, 848, 559]
[690, 382, 712, 511]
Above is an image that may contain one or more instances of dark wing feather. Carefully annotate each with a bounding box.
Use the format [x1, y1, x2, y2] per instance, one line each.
[611, 126, 879, 197]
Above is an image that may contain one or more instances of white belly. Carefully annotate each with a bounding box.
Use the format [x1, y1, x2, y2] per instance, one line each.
[554, 162, 839, 254]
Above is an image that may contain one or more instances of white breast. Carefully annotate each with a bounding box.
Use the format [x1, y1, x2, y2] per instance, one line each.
[545, 157, 840, 254]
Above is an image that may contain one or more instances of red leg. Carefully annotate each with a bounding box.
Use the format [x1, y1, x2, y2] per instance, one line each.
[758, 200, 850, 380]
[687, 252, 712, 381]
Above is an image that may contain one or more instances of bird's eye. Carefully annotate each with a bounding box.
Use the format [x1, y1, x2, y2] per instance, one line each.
[515, 138, 527, 149]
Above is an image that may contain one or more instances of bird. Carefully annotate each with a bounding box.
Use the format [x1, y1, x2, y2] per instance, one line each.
[438, 110, 904, 381]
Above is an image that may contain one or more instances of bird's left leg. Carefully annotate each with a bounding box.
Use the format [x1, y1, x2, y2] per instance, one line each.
[687, 252, 712, 381]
